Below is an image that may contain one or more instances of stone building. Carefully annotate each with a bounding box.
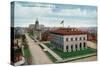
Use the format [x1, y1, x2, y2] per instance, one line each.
[50, 28, 87, 52]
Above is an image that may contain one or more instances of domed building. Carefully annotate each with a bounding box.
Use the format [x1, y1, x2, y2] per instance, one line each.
[33, 19, 44, 40]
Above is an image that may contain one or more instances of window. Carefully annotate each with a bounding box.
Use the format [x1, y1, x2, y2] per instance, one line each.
[80, 43, 82, 48]
[80, 37, 82, 40]
[66, 38, 68, 41]
[83, 37, 85, 40]
[75, 37, 77, 41]
[66, 46, 68, 52]
[75, 44, 77, 51]
[83, 42, 86, 47]
[71, 38, 73, 41]
[71, 45, 73, 49]
[66, 46, 68, 49]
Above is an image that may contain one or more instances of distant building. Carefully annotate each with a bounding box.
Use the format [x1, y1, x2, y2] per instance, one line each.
[41, 31, 52, 41]
[34, 19, 39, 30]
[34, 19, 44, 30]
[33, 19, 44, 40]
[29, 24, 35, 30]
[87, 33, 97, 41]
[50, 28, 88, 52]
[14, 27, 24, 36]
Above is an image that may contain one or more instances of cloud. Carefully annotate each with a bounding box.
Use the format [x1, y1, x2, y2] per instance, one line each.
[36, 17, 97, 27]
[33, 3, 56, 8]
[45, 8, 97, 19]
[15, 3, 55, 19]
[14, 2, 97, 27]
[15, 2, 97, 19]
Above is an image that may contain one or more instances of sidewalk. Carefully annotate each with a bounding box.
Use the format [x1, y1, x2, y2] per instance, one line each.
[32, 37, 63, 61]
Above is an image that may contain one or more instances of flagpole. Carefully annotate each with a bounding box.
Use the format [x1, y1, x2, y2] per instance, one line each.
[63, 22, 64, 27]
[60, 20, 64, 28]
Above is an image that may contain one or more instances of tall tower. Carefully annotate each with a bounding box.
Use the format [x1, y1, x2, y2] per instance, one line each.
[34, 18, 39, 30]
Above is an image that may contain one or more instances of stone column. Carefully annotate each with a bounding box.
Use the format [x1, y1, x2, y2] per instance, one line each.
[68, 45, 71, 52]
[85, 42, 87, 49]
[77, 44, 80, 51]
[82, 44, 84, 50]
[63, 45, 66, 52]
[73, 45, 76, 51]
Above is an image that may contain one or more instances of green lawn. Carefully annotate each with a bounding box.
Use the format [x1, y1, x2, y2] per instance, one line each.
[45, 43, 96, 59]
[45, 43, 53, 48]
[24, 48, 31, 58]
[53, 48, 96, 59]
[28, 32, 33, 36]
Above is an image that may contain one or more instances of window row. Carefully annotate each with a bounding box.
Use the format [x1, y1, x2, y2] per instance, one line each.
[66, 37, 86, 41]
[66, 42, 86, 51]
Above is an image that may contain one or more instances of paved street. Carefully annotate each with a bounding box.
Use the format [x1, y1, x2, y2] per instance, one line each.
[25, 33, 52, 64]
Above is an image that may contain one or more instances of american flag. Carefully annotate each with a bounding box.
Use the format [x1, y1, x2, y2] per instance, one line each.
[60, 20, 64, 24]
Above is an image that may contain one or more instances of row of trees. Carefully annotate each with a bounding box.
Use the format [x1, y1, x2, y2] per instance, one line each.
[21, 35, 28, 49]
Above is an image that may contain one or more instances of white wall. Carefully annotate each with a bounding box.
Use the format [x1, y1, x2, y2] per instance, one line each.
[63, 34, 87, 52]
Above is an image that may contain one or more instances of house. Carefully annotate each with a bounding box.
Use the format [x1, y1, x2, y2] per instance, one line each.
[50, 28, 88, 52]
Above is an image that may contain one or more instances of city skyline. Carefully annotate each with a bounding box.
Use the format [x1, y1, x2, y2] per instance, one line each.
[14, 1, 97, 27]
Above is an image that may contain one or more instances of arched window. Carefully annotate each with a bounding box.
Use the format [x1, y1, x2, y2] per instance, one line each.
[80, 43, 82, 47]
[83, 37, 85, 40]
[75, 37, 77, 41]
[71, 38, 73, 41]
[71, 45, 73, 49]
[66, 46, 68, 49]
[66, 46, 68, 52]
[66, 38, 68, 41]
[83, 42, 86, 48]
[71, 45, 73, 51]
[80, 43, 82, 50]
[75, 44, 77, 51]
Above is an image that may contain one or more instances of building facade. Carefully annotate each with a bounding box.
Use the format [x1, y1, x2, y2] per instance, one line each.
[32, 19, 44, 40]
[50, 28, 87, 52]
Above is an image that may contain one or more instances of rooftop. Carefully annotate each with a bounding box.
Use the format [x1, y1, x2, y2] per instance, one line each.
[50, 28, 87, 35]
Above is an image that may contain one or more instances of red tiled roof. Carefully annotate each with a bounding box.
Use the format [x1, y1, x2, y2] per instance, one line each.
[50, 28, 87, 35]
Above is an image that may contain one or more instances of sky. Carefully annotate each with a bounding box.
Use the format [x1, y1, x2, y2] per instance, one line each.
[12, 1, 97, 27]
